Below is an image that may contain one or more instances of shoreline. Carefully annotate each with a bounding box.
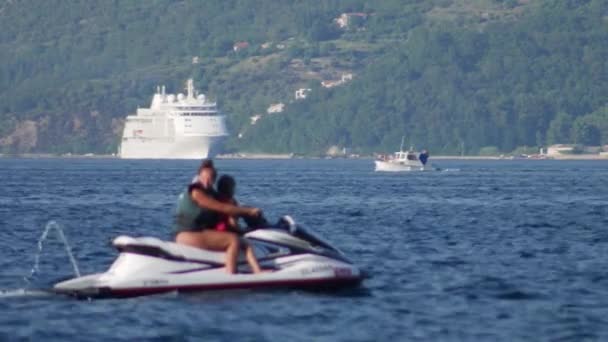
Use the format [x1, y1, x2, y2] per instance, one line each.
[434, 155, 608, 160]
[1, 153, 607, 160]
[217, 153, 294, 159]
[0, 153, 118, 159]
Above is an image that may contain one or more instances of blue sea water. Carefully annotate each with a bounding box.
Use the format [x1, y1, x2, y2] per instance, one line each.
[1, 157, 608, 341]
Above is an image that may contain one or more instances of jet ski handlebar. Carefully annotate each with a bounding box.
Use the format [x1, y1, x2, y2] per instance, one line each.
[241, 214, 297, 233]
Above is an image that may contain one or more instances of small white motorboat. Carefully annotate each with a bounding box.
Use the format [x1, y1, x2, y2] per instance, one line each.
[375, 138, 434, 172]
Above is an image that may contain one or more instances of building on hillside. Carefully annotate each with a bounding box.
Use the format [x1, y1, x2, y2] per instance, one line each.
[267, 103, 285, 114]
[250, 114, 262, 125]
[233, 41, 249, 52]
[543, 144, 575, 156]
[326, 145, 345, 157]
[192, 56, 199, 64]
[321, 73, 354, 88]
[341, 73, 353, 82]
[321, 80, 341, 88]
[334, 12, 368, 29]
[295, 88, 312, 100]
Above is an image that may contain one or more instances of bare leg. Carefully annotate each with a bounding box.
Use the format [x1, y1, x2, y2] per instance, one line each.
[223, 234, 239, 274]
[245, 246, 263, 274]
[175, 230, 240, 274]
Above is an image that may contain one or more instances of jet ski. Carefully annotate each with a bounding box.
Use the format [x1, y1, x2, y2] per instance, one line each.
[53, 216, 363, 298]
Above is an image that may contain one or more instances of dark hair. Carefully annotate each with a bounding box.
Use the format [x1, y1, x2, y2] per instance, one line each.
[198, 159, 216, 181]
[217, 174, 236, 198]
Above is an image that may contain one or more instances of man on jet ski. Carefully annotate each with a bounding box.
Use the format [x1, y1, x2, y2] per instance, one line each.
[174, 160, 261, 274]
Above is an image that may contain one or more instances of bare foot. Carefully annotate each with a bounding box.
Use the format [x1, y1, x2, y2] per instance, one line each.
[253, 269, 273, 274]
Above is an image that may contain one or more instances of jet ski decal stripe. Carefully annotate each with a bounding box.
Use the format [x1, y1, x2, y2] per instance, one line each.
[168, 266, 214, 274]
[77, 276, 363, 298]
[117, 245, 225, 266]
[167, 255, 293, 274]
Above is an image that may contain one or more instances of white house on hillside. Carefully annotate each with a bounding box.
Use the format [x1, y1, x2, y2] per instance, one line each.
[267, 103, 285, 114]
[250, 114, 262, 125]
[295, 88, 311, 100]
[334, 12, 368, 29]
[321, 73, 354, 88]
[233, 41, 249, 52]
[544, 144, 575, 156]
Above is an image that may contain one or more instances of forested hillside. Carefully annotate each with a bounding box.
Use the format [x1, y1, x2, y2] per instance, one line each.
[0, 0, 606, 155]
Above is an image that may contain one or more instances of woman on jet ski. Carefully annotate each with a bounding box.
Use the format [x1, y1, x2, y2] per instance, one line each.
[215, 174, 265, 273]
[174, 160, 260, 274]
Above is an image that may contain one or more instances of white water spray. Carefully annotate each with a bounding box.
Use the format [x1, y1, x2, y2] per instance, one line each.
[24, 221, 81, 285]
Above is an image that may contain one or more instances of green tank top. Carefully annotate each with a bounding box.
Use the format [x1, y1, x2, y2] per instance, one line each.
[174, 185, 219, 232]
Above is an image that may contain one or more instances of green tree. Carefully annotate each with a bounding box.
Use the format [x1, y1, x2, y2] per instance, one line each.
[546, 112, 573, 145]
[571, 118, 601, 146]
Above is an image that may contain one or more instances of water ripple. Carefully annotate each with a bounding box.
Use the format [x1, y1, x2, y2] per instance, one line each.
[1, 158, 608, 340]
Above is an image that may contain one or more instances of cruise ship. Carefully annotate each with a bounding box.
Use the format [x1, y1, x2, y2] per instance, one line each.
[119, 79, 228, 159]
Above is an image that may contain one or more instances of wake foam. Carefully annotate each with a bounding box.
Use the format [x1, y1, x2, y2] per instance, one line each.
[0, 288, 52, 299]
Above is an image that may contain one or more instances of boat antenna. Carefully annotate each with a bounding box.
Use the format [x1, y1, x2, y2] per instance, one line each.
[187, 79, 194, 99]
[400, 136, 405, 152]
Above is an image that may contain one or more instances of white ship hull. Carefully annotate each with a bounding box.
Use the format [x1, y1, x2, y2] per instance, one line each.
[120, 135, 226, 159]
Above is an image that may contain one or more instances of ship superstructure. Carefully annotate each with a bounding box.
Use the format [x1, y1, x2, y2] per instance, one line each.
[119, 79, 228, 159]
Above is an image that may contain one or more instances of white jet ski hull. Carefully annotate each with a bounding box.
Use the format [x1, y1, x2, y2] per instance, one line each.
[54, 221, 363, 298]
[54, 254, 361, 298]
